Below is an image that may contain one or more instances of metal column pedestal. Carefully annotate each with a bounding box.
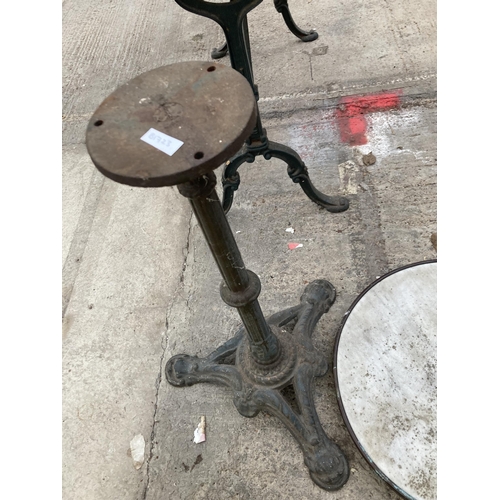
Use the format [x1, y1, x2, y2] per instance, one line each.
[85, 61, 349, 491]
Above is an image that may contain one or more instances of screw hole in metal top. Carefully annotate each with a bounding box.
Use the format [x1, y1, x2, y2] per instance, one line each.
[94, 120, 103, 126]
[194, 152, 204, 160]
[207, 66, 216, 72]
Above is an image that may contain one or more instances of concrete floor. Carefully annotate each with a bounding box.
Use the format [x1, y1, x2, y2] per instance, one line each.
[62, 0, 436, 498]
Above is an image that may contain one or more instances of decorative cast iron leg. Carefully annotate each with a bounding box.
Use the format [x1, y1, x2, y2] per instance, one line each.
[221, 142, 350, 213]
[273, 0, 318, 42]
[221, 149, 256, 213]
[165, 280, 350, 491]
[265, 140, 349, 213]
[165, 335, 243, 390]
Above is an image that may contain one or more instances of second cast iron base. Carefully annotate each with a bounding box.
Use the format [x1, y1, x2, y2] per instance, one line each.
[165, 279, 350, 491]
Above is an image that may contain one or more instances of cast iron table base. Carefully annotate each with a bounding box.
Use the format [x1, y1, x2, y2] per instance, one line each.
[166, 266, 349, 490]
[174, 0, 349, 214]
[85, 61, 349, 491]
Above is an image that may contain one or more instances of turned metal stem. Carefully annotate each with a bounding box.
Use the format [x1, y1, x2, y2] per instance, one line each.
[178, 173, 281, 365]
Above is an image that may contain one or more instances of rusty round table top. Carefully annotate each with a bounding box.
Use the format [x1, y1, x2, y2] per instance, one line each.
[86, 61, 257, 187]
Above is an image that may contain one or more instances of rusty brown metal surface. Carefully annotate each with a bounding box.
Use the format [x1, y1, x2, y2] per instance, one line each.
[86, 61, 257, 187]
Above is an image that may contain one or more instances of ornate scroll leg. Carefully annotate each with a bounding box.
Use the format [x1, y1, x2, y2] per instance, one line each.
[273, 0, 318, 42]
[211, 41, 228, 59]
[282, 280, 349, 489]
[222, 141, 350, 213]
[221, 147, 257, 213]
[265, 141, 349, 213]
[165, 332, 244, 390]
[290, 280, 349, 488]
[293, 364, 350, 490]
[293, 279, 336, 337]
[242, 370, 349, 490]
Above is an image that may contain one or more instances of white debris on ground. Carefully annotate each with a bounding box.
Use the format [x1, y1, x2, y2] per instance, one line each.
[130, 434, 146, 470]
[193, 416, 206, 444]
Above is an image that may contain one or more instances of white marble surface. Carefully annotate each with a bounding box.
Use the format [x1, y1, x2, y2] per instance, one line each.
[336, 262, 437, 500]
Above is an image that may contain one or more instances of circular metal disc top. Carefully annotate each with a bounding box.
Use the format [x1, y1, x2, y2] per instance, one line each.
[86, 61, 257, 187]
[334, 261, 437, 500]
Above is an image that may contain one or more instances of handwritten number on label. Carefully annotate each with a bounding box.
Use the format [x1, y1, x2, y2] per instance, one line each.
[140, 128, 183, 156]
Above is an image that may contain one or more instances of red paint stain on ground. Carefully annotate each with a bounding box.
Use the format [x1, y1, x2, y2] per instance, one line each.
[336, 90, 403, 146]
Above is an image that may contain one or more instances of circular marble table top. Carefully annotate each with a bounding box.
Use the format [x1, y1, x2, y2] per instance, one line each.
[334, 261, 437, 500]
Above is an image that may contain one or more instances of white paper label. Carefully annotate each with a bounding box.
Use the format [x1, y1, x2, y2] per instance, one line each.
[140, 128, 183, 156]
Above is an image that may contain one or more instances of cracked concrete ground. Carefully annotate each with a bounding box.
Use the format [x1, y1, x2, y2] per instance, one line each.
[62, 0, 436, 498]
